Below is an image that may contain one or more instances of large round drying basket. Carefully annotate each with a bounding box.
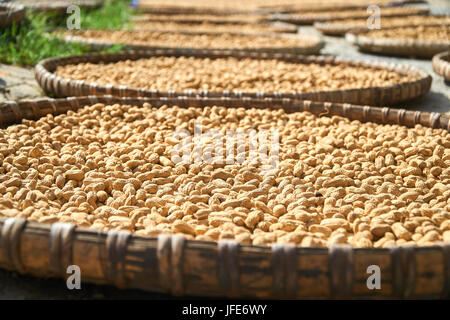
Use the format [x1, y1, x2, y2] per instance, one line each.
[34, 49, 431, 106]
[60, 31, 324, 55]
[346, 24, 450, 58]
[0, 95, 450, 299]
[432, 51, 450, 81]
[0, 3, 25, 28]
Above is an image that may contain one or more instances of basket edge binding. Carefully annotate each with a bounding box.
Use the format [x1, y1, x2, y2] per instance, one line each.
[432, 51, 450, 81]
[0, 96, 450, 298]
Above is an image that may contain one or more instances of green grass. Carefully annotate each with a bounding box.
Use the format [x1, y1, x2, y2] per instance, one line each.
[0, 0, 132, 66]
[81, 0, 134, 30]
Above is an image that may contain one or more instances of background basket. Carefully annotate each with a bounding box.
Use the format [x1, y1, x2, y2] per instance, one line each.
[132, 21, 299, 34]
[0, 95, 449, 299]
[432, 51, 450, 81]
[346, 24, 450, 58]
[268, 6, 429, 25]
[0, 3, 25, 28]
[60, 31, 323, 55]
[11, 0, 101, 13]
[34, 49, 431, 106]
[314, 14, 449, 37]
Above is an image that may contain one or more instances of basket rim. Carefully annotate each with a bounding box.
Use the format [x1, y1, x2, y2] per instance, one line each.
[34, 48, 431, 106]
[1, 95, 450, 298]
[432, 51, 450, 81]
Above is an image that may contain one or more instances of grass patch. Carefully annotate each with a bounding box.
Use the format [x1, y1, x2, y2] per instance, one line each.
[81, 0, 134, 30]
[0, 0, 132, 66]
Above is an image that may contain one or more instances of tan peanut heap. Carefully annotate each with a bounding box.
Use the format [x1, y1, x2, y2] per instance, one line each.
[134, 13, 267, 24]
[54, 56, 419, 93]
[1, 103, 450, 248]
[63, 30, 319, 50]
[365, 25, 450, 42]
[133, 21, 294, 34]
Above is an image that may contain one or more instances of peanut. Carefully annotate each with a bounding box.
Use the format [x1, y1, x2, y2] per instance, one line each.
[0, 102, 448, 248]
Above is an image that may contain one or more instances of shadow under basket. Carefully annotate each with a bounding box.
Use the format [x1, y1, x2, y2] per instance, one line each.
[0, 96, 450, 299]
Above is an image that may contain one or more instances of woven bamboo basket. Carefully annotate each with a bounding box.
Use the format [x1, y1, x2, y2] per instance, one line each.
[60, 30, 322, 55]
[346, 24, 450, 58]
[0, 3, 25, 28]
[314, 13, 446, 37]
[432, 51, 450, 82]
[34, 49, 431, 106]
[268, 6, 429, 25]
[12, 0, 101, 13]
[0, 95, 450, 299]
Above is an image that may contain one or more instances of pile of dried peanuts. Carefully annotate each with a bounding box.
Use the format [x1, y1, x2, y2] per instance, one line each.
[133, 21, 293, 34]
[365, 25, 450, 41]
[320, 15, 450, 28]
[1, 102, 449, 248]
[64, 30, 318, 49]
[135, 13, 266, 23]
[54, 56, 419, 93]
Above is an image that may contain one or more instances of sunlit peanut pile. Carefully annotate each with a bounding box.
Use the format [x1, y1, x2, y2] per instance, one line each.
[64, 30, 317, 49]
[134, 14, 266, 24]
[365, 25, 450, 41]
[1, 103, 450, 248]
[322, 15, 450, 29]
[288, 7, 428, 20]
[54, 56, 418, 93]
[133, 21, 293, 34]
